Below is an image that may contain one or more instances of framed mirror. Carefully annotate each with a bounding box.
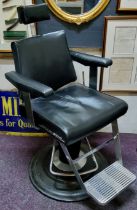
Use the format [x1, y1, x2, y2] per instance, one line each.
[46, 0, 110, 25]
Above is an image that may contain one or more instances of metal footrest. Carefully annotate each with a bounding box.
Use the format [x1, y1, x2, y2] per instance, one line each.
[84, 161, 136, 205]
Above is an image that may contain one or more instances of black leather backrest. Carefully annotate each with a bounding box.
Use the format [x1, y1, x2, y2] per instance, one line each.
[11, 30, 77, 90]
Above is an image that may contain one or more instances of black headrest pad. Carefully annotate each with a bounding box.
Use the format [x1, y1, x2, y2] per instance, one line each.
[17, 3, 50, 24]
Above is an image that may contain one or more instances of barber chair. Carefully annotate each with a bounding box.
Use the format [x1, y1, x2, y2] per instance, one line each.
[5, 30, 136, 205]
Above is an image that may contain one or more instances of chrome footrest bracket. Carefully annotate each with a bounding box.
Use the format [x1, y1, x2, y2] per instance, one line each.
[84, 161, 136, 205]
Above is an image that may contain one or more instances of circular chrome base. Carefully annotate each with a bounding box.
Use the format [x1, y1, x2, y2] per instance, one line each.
[29, 144, 108, 201]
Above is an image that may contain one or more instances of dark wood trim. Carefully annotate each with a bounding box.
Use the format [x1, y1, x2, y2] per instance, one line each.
[105, 15, 137, 20]
[0, 50, 12, 53]
[0, 52, 13, 58]
[99, 16, 108, 91]
[102, 90, 137, 93]
[117, 0, 137, 12]
[32, 0, 36, 4]
[117, 0, 121, 11]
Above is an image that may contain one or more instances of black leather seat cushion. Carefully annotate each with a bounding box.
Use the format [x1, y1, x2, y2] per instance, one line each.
[31, 84, 128, 145]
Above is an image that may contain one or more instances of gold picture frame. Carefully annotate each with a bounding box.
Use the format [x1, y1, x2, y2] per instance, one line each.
[46, 0, 110, 25]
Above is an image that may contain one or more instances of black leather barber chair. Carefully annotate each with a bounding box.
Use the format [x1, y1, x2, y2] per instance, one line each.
[5, 30, 136, 205]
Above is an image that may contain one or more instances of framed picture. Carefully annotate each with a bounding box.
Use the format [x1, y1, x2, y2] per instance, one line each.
[117, 0, 137, 12]
[100, 16, 137, 92]
[0, 0, 34, 54]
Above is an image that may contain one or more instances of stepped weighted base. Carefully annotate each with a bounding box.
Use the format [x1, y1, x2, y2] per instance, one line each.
[29, 144, 107, 201]
[84, 161, 136, 205]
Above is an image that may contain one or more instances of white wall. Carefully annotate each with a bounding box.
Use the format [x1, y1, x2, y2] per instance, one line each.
[101, 96, 137, 134]
[0, 59, 14, 90]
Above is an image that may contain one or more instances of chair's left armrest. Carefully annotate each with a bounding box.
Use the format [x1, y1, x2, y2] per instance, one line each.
[70, 50, 112, 68]
[5, 71, 53, 97]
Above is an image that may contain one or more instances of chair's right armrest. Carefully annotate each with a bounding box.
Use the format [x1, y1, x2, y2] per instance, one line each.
[5, 71, 53, 97]
[70, 50, 112, 68]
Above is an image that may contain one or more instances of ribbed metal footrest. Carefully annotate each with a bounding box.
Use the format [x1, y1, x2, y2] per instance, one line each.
[84, 161, 136, 205]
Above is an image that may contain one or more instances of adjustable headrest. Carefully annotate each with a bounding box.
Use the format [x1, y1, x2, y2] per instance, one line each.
[17, 3, 50, 24]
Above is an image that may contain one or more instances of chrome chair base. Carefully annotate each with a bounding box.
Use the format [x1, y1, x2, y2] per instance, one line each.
[29, 144, 108, 201]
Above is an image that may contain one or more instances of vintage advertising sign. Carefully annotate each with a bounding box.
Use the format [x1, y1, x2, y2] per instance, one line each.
[0, 91, 36, 132]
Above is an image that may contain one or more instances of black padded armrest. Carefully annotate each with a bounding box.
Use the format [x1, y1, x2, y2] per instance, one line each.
[5, 71, 53, 97]
[70, 50, 112, 67]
